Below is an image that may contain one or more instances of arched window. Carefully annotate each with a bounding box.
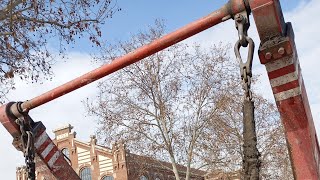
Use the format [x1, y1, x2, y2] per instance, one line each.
[61, 148, 71, 164]
[101, 176, 114, 180]
[140, 175, 148, 180]
[80, 167, 92, 180]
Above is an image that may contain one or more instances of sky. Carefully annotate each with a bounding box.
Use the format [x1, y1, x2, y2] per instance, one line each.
[0, 0, 319, 179]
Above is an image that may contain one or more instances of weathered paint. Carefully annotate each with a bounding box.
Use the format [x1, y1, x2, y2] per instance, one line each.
[32, 122, 81, 179]
[0, 103, 21, 139]
[250, 0, 320, 179]
[19, 0, 249, 112]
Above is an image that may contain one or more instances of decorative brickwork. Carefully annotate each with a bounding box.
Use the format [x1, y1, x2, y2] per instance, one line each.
[16, 124, 237, 180]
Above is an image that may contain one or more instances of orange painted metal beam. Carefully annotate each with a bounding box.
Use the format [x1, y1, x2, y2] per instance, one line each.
[20, 0, 248, 112]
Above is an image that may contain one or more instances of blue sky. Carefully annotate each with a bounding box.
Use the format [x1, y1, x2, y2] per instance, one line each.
[102, 0, 303, 41]
[73, 0, 305, 51]
[1, 0, 318, 179]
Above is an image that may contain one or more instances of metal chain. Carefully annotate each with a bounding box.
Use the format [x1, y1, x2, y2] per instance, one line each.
[16, 118, 36, 180]
[234, 12, 260, 180]
[234, 13, 255, 101]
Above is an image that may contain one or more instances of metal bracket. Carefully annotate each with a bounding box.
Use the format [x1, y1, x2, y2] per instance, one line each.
[258, 23, 294, 64]
[235, 12, 250, 47]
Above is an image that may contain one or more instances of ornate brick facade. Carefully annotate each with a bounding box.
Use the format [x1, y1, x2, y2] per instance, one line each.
[16, 124, 239, 180]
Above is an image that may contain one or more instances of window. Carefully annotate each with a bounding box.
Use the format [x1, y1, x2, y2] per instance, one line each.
[102, 176, 114, 180]
[80, 167, 92, 180]
[61, 148, 71, 164]
[140, 175, 148, 180]
[155, 178, 161, 180]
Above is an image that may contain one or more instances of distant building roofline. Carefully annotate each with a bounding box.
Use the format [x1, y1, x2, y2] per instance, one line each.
[52, 124, 73, 133]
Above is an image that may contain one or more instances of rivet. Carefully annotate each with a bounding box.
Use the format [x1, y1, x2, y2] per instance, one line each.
[265, 52, 272, 60]
[278, 47, 285, 55]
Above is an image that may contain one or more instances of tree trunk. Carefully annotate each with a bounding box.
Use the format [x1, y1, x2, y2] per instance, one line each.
[185, 151, 192, 180]
[242, 99, 260, 180]
[169, 154, 181, 180]
[185, 129, 197, 180]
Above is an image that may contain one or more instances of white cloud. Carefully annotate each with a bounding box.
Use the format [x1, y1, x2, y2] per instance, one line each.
[0, 52, 100, 179]
[1, 0, 320, 179]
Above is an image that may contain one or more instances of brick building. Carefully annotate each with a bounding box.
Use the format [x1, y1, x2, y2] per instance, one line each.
[16, 124, 211, 180]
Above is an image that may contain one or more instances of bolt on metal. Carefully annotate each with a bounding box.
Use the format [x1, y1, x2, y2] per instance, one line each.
[278, 47, 285, 55]
[265, 52, 272, 60]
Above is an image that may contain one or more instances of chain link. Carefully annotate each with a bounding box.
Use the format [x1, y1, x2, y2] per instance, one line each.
[234, 13, 255, 101]
[16, 118, 36, 180]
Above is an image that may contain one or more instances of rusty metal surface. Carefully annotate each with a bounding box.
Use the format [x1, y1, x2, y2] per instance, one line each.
[249, 0, 286, 42]
[258, 23, 294, 64]
[16, 117, 36, 179]
[0, 103, 21, 139]
[249, 0, 320, 179]
[277, 86, 319, 179]
[233, 9, 260, 179]
[242, 100, 260, 180]
[19, 0, 249, 112]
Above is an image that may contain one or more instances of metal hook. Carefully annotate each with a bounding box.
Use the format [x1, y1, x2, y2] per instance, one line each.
[234, 36, 255, 79]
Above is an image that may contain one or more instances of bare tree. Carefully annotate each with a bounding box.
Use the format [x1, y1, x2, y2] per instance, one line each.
[85, 21, 241, 180]
[0, 0, 120, 101]
[202, 91, 293, 179]
[85, 21, 293, 179]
